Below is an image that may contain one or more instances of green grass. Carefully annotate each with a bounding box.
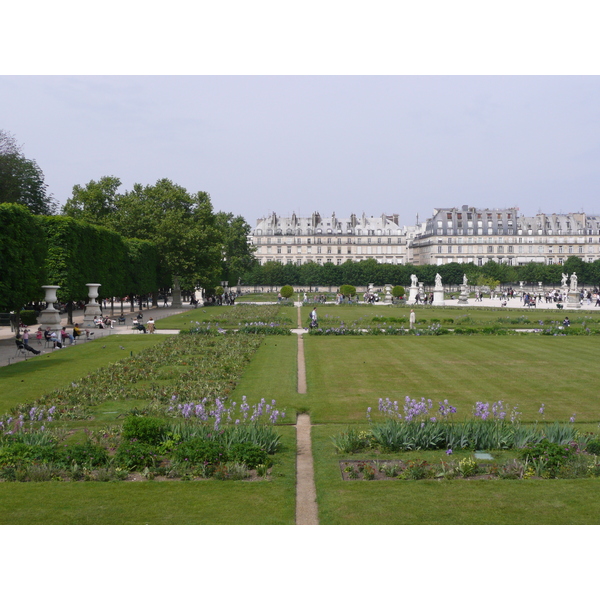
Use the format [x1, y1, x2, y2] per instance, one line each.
[155, 304, 296, 330]
[0, 426, 297, 525]
[303, 335, 600, 423]
[0, 335, 166, 414]
[313, 425, 600, 524]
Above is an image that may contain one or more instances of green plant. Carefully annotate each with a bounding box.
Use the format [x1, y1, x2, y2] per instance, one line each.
[122, 415, 167, 445]
[456, 457, 478, 477]
[391, 285, 405, 299]
[585, 437, 600, 455]
[171, 437, 227, 467]
[114, 440, 160, 470]
[228, 443, 268, 468]
[279, 285, 294, 299]
[520, 439, 576, 479]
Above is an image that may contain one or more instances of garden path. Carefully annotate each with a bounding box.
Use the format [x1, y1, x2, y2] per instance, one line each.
[294, 304, 318, 524]
[295, 413, 318, 525]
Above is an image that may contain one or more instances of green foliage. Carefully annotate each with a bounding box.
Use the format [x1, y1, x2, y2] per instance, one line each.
[279, 285, 294, 299]
[391, 285, 405, 298]
[0, 204, 46, 311]
[215, 211, 257, 286]
[520, 439, 578, 478]
[114, 440, 160, 470]
[339, 284, 356, 298]
[585, 437, 600, 455]
[0, 130, 56, 215]
[122, 416, 167, 445]
[171, 438, 227, 467]
[62, 442, 109, 467]
[228, 443, 268, 468]
[19, 310, 38, 326]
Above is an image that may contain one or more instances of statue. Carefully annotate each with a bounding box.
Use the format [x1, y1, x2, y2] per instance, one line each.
[561, 272, 568, 287]
[410, 274, 418, 287]
[570, 272, 577, 291]
[463, 274, 468, 286]
[435, 273, 442, 288]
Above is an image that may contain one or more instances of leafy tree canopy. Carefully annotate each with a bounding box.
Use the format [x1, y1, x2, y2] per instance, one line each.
[0, 130, 56, 215]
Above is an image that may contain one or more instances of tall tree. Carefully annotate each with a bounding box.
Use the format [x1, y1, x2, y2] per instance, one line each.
[0, 130, 56, 215]
[0, 204, 47, 312]
[214, 211, 257, 286]
[62, 176, 122, 226]
[110, 179, 222, 290]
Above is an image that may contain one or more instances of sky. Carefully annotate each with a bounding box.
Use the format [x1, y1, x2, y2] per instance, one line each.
[3, 75, 600, 227]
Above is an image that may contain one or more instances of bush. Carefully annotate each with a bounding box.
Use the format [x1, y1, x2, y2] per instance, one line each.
[391, 285, 405, 298]
[228, 443, 268, 468]
[122, 415, 167, 445]
[171, 438, 227, 467]
[62, 442, 109, 467]
[20, 310, 38, 326]
[279, 285, 294, 299]
[115, 440, 160, 470]
[339, 284, 356, 298]
[585, 437, 600, 455]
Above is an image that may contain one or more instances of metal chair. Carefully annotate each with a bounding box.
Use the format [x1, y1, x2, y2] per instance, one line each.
[14, 343, 28, 359]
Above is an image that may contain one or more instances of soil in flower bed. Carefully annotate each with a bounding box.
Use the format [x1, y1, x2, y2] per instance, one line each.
[339, 459, 537, 481]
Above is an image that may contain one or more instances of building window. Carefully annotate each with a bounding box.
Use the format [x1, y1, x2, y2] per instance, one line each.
[579, 246, 583, 253]
[287, 246, 292, 253]
[548, 257, 553, 265]
[487, 246, 493, 253]
[277, 247, 281, 254]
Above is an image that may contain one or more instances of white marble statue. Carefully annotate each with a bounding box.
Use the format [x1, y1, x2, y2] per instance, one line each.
[435, 273, 442, 288]
[570, 272, 577, 291]
[463, 274, 468, 286]
[410, 274, 418, 287]
[561, 272, 568, 287]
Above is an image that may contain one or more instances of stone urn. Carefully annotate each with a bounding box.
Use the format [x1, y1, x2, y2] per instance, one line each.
[37, 285, 62, 330]
[83, 283, 102, 327]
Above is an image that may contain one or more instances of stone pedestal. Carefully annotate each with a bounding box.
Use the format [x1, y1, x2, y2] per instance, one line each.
[83, 283, 102, 328]
[567, 291, 581, 309]
[457, 284, 469, 304]
[384, 285, 392, 303]
[37, 285, 62, 331]
[171, 276, 182, 308]
[408, 285, 419, 304]
[433, 287, 445, 306]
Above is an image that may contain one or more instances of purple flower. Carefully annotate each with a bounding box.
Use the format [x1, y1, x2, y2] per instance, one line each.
[446, 448, 453, 455]
[539, 403, 545, 415]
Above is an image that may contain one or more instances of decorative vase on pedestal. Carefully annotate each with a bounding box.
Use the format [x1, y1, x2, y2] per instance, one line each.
[83, 283, 102, 327]
[37, 285, 62, 330]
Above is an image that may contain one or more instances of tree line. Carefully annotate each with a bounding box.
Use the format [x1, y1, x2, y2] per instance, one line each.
[0, 131, 256, 315]
[241, 256, 600, 289]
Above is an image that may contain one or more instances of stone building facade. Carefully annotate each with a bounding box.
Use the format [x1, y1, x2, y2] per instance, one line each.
[250, 212, 415, 266]
[250, 207, 600, 267]
[411, 206, 600, 266]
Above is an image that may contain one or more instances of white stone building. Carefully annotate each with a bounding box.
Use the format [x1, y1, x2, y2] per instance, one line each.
[250, 207, 600, 267]
[411, 206, 600, 266]
[250, 212, 417, 266]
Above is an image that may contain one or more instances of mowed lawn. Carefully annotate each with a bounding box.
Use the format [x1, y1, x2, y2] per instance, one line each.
[312, 426, 600, 525]
[303, 336, 600, 423]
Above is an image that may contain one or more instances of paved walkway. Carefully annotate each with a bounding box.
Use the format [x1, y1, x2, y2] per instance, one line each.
[0, 305, 189, 367]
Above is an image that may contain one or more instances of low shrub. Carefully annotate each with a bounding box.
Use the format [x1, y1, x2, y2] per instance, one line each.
[122, 415, 167, 445]
[115, 440, 160, 470]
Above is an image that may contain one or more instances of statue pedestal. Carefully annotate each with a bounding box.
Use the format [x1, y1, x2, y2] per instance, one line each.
[567, 291, 581, 309]
[457, 284, 469, 304]
[171, 277, 182, 308]
[37, 308, 62, 331]
[432, 288, 445, 306]
[408, 285, 419, 304]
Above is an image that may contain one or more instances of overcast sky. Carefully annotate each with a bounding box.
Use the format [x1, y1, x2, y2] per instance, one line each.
[2, 75, 599, 227]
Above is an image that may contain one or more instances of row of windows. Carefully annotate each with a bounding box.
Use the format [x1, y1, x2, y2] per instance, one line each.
[435, 245, 590, 255]
[255, 228, 403, 236]
[255, 237, 403, 245]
